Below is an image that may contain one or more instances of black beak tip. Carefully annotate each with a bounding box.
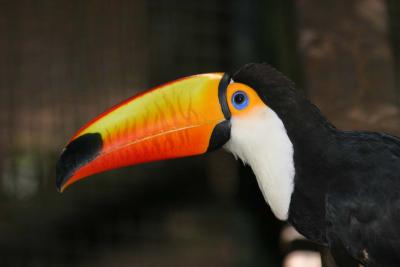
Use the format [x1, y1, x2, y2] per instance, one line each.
[56, 181, 61, 193]
[55, 133, 103, 193]
[56, 155, 67, 193]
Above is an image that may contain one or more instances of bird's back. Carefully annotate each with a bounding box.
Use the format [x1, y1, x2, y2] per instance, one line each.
[325, 131, 400, 266]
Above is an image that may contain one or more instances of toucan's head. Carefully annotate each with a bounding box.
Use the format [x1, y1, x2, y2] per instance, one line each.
[56, 63, 303, 201]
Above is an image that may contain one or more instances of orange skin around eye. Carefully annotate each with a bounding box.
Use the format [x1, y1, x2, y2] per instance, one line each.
[226, 82, 266, 117]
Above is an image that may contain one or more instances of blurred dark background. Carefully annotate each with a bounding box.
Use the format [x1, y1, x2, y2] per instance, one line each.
[0, 0, 399, 266]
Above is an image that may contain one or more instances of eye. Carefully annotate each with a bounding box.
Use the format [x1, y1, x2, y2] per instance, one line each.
[231, 91, 249, 110]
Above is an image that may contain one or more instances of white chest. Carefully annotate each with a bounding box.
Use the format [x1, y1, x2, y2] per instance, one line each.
[224, 107, 295, 220]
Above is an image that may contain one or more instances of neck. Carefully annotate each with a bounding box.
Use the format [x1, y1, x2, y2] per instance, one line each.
[282, 100, 338, 242]
[271, 95, 337, 163]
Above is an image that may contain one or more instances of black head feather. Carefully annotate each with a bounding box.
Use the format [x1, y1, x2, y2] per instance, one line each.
[232, 63, 336, 140]
[232, 63, 303, 118]
[233, 63, 297, 94]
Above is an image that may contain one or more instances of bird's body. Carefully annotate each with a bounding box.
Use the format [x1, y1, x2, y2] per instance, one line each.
[57, 63, 400, 266]
[233, 64, 400, 266]
[291, 130, 400, 266]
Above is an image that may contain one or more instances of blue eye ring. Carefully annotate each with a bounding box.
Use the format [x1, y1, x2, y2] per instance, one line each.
[231, 91, 249, 110]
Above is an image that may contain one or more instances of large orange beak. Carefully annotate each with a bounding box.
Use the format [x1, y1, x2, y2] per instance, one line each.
[56, 73, 231, 192]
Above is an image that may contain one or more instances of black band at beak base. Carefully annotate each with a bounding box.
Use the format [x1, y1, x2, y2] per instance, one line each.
[218, 73, 232, 120]
[207, 73, 232, 152]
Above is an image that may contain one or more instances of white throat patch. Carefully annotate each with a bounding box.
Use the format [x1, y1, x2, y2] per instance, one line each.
[224, 106, 295, 220]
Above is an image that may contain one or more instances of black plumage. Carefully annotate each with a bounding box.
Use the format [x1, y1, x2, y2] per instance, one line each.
[233, 63, 400, 266]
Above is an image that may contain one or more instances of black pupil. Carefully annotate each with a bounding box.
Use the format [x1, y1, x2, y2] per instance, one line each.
[234, 93, 245, 104]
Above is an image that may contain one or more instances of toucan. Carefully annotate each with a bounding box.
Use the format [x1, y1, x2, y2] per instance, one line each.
[56, 63, 400, 267]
